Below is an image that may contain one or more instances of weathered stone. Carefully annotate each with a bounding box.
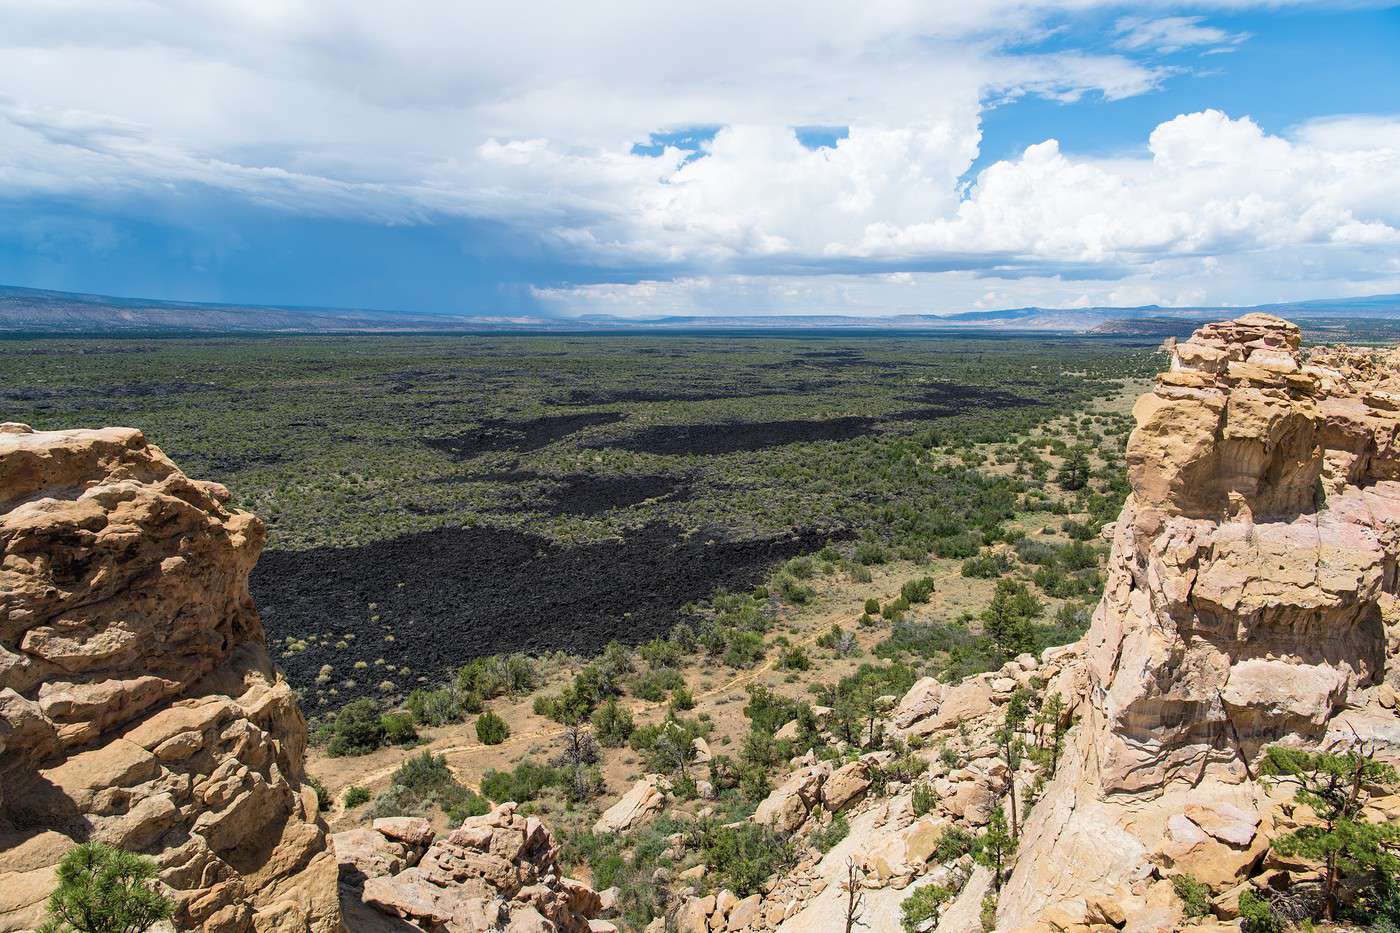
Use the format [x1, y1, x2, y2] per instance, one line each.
[890, 677, 944, 732]
[996, 317, 1400, 931]
[373, 817, 436, 849]
[593, 777, 666, 834]
[333, 827, 410, 880]
[0, 427, 338, 933]
[752, 763, 830, 833]
[726, 894, 761, 931]
[821, 760, 871, 812]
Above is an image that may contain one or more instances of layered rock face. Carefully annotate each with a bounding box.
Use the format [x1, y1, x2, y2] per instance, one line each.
[0, 424, 340, 932]
[1089, 314, 1399, 793]
[998, 315, 1400, 929]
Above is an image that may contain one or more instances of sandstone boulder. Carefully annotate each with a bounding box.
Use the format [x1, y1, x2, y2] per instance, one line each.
[593, 776, 666, 834]
[753, 762, 830, 833]
[358, 803, 603, 932]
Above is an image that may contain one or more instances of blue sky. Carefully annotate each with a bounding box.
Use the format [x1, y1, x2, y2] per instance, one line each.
[0, 1, 1397, 317]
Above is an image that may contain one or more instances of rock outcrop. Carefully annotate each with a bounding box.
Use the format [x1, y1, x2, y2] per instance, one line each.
[0, 425, 340, 932]
[593, 776, 667, 835]
[995, 315, 1400, 929]
[347, 803, 606, 933]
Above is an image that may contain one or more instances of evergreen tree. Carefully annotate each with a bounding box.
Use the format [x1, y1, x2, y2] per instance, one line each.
[1056, 446, 1091, 491]
[901, 883, 954, 932]
[975, 808, 1017, 893]
[1259, 742, 1400, 921]
[39, 843, 173, 933]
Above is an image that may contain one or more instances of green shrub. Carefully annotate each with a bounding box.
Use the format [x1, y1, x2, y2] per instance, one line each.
[933, 532, 981, 560]
[380, 711, 419, 746]
[961, 550, 1012, 579]
[776, 574, 815, 605]
[481, 760, 561, 803]
[633, 667, 684, 701]
[785, 556, 815, 580]
[343, 785, 371, 808]
[778, 645, 811, 671]
[882, 596, 911, 620]
[669, 685, 696, 711]
[900, 576, 937, 604]
[1238, 889, 1283, 933]
[979, 894, 997, 932]
[304, 775, 330, 812]
[40, 842, 173, 933]
[591, 698, 635, 746]
[723, 629, 766, 667]
[864, 597, 881, 615]
[456, 653, 538, 700]
[327, 698, 386, 757]
[933, 826, 977, 862]
[912, 782, 938, 817]
[405, 686, 470, 725]
[699, 823, 794, 897]
[1171, 874, 1212, 919]
[370, 751, 489, 822]
[475, 710, 510, 745]
[853, 540, 889, 565]
[902, 883, 954, 933]
[810, 815, 849, 853]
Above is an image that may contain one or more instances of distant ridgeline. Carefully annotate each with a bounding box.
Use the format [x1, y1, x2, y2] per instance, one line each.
[3, 283, 1400, 335]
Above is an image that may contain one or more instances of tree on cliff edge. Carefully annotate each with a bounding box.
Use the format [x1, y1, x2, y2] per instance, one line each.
[40, 842, 173, 933]
[1259, 741, 1400, 922]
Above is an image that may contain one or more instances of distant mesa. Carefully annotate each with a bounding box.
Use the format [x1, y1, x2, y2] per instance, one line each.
[5, 282, 1400, 334]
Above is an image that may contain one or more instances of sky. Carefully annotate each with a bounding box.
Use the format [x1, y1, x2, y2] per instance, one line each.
[0, 1, 1397, 319]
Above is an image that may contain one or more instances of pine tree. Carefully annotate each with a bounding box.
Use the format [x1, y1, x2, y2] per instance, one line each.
[39, 843, 173, 933]
[975, 807, 1018, 893]
[1259, 741, 1400, 921]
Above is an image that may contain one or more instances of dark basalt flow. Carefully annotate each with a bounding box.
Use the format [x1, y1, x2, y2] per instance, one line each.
[596, 416, 882, 456]
[887, 383, 1045, 420]
[538, 474, 687, 516]
[898, 382, 1043, 409]
[252, 522, 837, 705]
[423, 411, 625, 459]
[547, 387, 761, 406]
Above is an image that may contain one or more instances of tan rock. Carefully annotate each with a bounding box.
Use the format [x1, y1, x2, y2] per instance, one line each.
[0, 427, 339, 933]
[593, 777, 666, 834]
[752, 763, 829, 833]
[929, 679, 995, 731]
[333, 827, 410, 880]
[890, 677, 944, 731]
[373, 816, 436, 849]
[822, 760, 871, 812]
[1085, 895, 1127, 928]
[677, 893, 714, 932]
[726, 894, 761, 931]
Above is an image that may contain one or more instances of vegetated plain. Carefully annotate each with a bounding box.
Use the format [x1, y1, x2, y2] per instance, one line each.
[0, 331, 1159, 708]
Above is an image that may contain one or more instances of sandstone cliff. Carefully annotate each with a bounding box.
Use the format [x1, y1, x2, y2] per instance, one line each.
[716, 315, 1400, 933]
[997, 315, 1400, 929]
[0, 424, 341, 932]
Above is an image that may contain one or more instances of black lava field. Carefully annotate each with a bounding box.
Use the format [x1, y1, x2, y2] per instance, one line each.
[251, 523, 834, 704]
[598, 416, 883, 455]
[0, 331, 1159, 710]
[423, 411, 625, 459]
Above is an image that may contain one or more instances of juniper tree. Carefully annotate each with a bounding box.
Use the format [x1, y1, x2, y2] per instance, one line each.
[900, 883, 953, 933]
